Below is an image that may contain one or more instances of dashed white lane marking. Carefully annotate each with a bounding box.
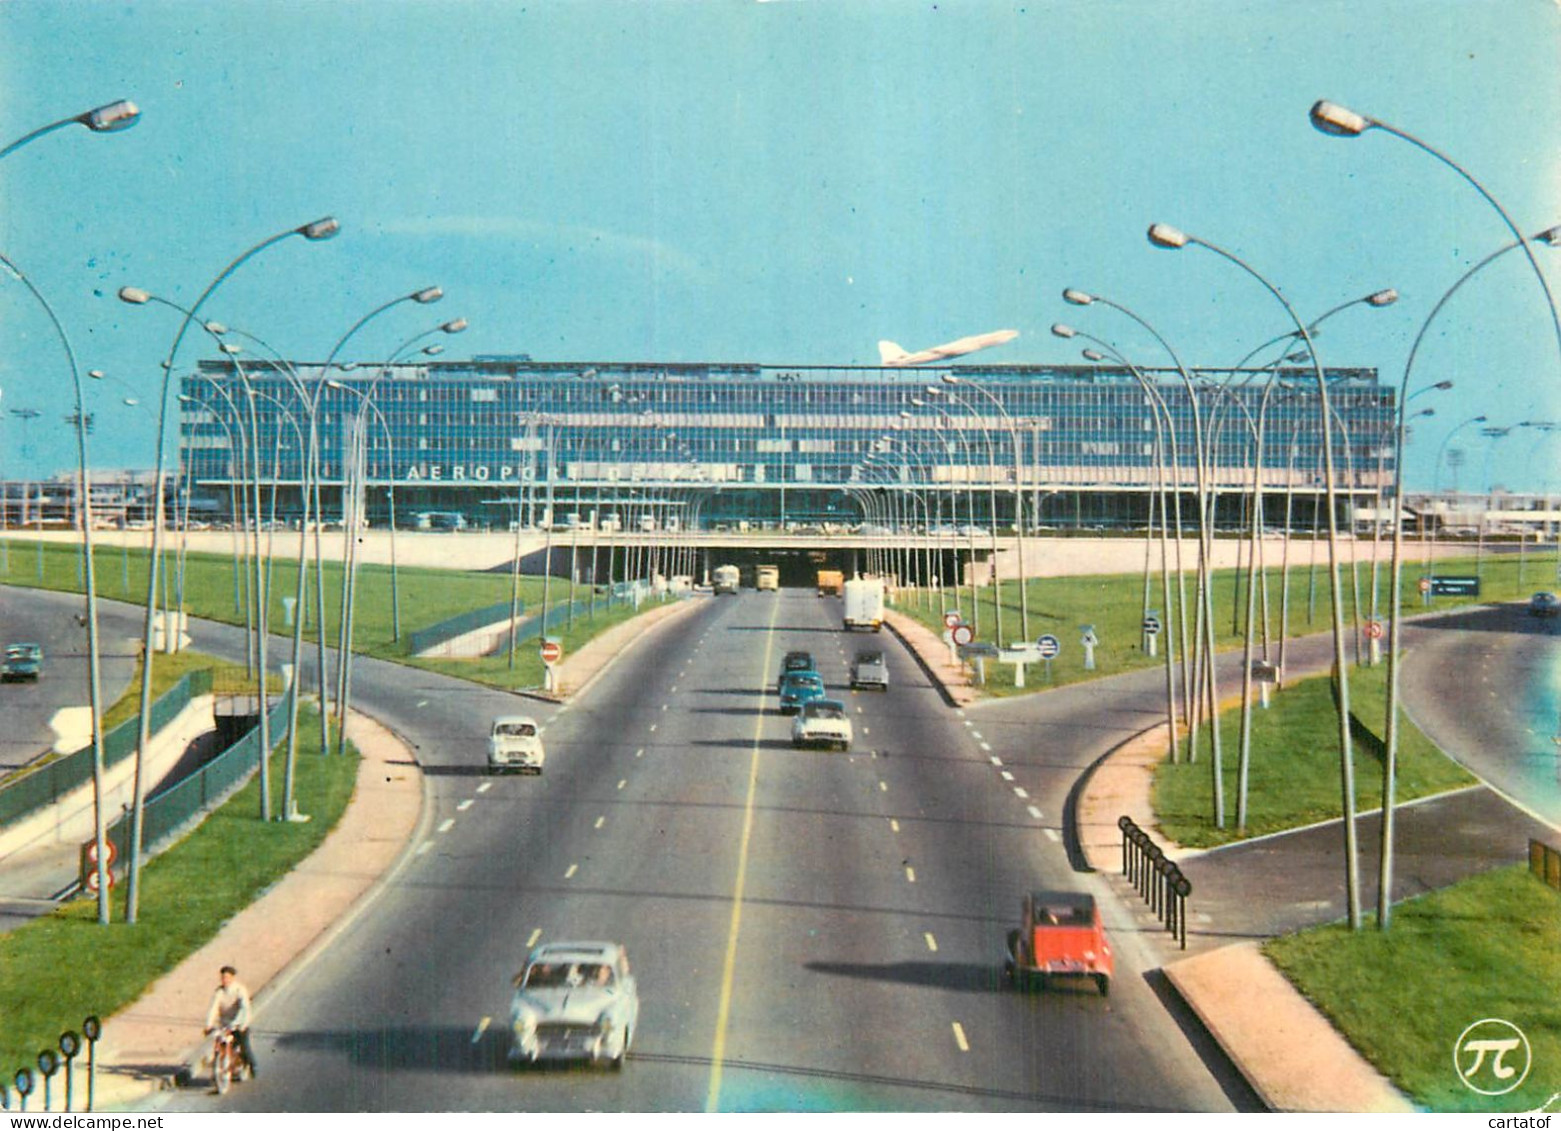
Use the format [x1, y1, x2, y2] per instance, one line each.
[889, 819, 900, 832]
[472, 1017, 490, 1043]
[862, 727, 870, 735]
[879, 781, 888, 792]
[457, 799, 473, 812]
[979, 742, 991, 752]
[595, 816, 606, 829]
[1028, 806, 1043, 820]
[952, 1023, 969, 1052]
[636, 747, 645, 758]
[1014, 787, 1030, 800]
[662, 704, 669, 712]
[1044, 828, 1061, 842]
[527, 928, 542, 947]
[990, 756, 1003, 767]
[618, 779, 628, 790]
[565, 864, 579, 879]
[477, 782, 492, 794]
[415, 699, 429, 708]
[671, 686, 679, 693]
[650, 724, 658, 733]
[971, 732, 983, 742]
[416, 841, 433, 856]
[905, 866, 917, 883]
[1000, 771, 1014, 782]
[437, 818, 455, 833]
[962, 720, 973, 728]
[924, 932, 938, 952]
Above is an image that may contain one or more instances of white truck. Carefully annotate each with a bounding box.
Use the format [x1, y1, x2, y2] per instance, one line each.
[713, 564, 741, 595]
[843, 577, 885, 632]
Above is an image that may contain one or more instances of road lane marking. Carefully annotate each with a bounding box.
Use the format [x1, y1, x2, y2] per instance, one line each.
[1000, 771, 1014, 782]
[889, 819, 900, 832]
[477, 782, 492, 794]
[617, 779, 627, 790]
[979, 742, 991, 752]
[707, 588, 781, 1114]
[1028, 806, 1043, 820]
[436, 818, 455, 834]
[1014, 787, 1029, 799]
[527, 928, 541, 947]
[905, 866, 917, 883]
[565, 864, 578, 879]
[878, 781, 888, 792]
[862, 727, 870, 735]
[457, 799, 473, 812]
[650, 724, 658, 733]
[952, 1023, 969, 1052]
[671, 686, 679, 693]
[990, 756, 1003, 766]
[472, 1017, 490, 1044]
[1044, 828, 1061, 842]
[924, 933, 938, 952]
[662, 703, 669, 712]
[415, 699, 428, 709]
[636, 747, 644, 758]
[416, 840, 433, 856]
[595, 816, 606, 829]
[971, 731, 983, 741]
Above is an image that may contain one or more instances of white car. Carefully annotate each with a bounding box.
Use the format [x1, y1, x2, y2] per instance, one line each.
[791, 698, 853, 751]
[509, 941, 639, 1068]
[488, 715, 545, 774]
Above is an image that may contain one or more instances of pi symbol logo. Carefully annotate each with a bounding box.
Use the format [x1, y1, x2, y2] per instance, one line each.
[1455, 1019, 1531, 1096]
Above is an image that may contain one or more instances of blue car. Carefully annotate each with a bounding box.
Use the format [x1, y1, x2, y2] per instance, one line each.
[778, 671, 825, 715]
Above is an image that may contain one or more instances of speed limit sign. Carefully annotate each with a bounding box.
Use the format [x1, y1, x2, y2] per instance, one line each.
[1364, 620, 1384, 640]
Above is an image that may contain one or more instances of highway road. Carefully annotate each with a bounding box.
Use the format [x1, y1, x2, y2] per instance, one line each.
[151, 589, 1240, 1112]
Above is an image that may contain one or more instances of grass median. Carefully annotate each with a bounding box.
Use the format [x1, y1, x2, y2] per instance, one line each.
[1265, 865, 1561, 1112]
[1152, 663, 1476, 848]
[0, 696, 357, 1075]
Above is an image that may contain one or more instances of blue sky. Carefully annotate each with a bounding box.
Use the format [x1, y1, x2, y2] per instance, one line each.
[1, 0, 1558, 489]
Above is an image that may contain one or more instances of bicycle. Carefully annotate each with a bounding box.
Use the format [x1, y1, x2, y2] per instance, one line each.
[209, 1026, 252, 1094]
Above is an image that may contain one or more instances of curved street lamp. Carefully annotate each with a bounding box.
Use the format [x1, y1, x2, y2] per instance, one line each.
[116, 214, 340, 923]
[0, 100, 139, 162]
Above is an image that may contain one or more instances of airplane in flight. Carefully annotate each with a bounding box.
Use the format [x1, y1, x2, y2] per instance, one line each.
[877, 328, 1019, 367]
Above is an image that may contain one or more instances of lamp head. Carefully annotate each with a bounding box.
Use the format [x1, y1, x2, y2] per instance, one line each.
[80, 100, 140, 133]
[1415, 407, 1435, 419]
[117, 286, 151, 305]
[423, 344, 444, 356]
[300, 216, 340, 241]
[1537, 226, 1561, 248]
[442, 318, 469, 333]
[413, 286, 443, 304]
[1147, 223, 1188, 249]
[1367, 289, 1399, 307]
[1309, 100, 1373, 137]
[1082, 349, 1106, 362]
[1062, 288, 1094, 306]
[940, 373, 960, 385]
[88, 370, 105, 380]
[1433, 380, 1453, 391]
[1050, 323, 1077, 340]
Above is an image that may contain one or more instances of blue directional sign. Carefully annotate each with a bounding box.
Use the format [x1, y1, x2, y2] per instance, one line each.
[1036, 634, 1061, 659]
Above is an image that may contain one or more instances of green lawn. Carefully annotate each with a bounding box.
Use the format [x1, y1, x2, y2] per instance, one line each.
[896, 549, 1552, 695]
[1266, 866, 1561, 1112]
[0, 697, 357, 1074]
[1153, 663, 1475, 848]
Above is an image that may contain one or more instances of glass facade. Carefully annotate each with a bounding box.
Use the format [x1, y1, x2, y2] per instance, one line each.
[179, 357, 1394, 530]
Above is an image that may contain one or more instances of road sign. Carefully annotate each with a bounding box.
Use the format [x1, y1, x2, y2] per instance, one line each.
[1429, 576, 1480, 597]
[539, 639, 563, 664]
[85, 839, 117, 867]
[1036, 634, 1060, 659]
[1364, 620, 1384, 640]
[85, 868, 114, 893]
[943, 610, 962, 629]
[1417, 577, 1432, 594]
[951, 623, 974, 646]
[958, 642, 1000, 659]
[1142, 615, 1161, 635]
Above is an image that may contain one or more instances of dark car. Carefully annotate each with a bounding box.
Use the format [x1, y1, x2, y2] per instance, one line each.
[777, 651, 815, 692]
[777, 671, 825, 715]
[849, 649, 888, 691]
[1530, 592, 1559, 618]
[2, 643, 42, 683]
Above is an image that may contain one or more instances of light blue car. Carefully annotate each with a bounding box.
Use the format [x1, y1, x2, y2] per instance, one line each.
[778, 671, 824, 715]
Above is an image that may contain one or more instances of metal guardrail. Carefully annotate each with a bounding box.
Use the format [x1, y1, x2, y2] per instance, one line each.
[0, 669, 214, 830]
[1119, 815, 1191, 949]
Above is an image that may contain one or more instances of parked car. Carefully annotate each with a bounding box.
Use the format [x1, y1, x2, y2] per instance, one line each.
[487, 715, 545, 774]
[2, 643, 42, 683]
[777, 671, 825, 715]
[776, 651, 815, 692]
[791, 698, 853, 751]
[1530, 591, 1559, 618]
[509, 941, 639, 1068]
[849, 649, 888, 691]
[1003, 890, 1113, 996]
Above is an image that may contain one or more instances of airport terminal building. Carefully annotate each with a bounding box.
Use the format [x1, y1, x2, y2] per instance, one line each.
[178, 356, 1396, 531]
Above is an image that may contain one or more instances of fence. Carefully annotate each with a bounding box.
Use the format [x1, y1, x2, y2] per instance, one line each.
[1530, 839, 1561, 891]
[1119, 815, 1191, 949]
[97, 684, 295, 869]
[0, 669, 214, 830]
[1, 1015, 102, 1113]
[407, 600, 520, 655]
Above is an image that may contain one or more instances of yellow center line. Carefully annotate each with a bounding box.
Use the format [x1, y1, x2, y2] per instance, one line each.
[706, 595, 781, 1114]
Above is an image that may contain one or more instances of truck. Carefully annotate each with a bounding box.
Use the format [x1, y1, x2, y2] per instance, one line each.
[843, 577, 885, 631]
[816, 569, 844, 597]
[713, 564, 741, 595]
[756, 564, 780, 592]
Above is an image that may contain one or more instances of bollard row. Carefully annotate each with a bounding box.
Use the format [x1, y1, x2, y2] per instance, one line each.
[1118, 816, 1191, 949]
[0, 1016, 102, 1114]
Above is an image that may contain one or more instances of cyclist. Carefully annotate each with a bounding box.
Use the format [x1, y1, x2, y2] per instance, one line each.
[204, 965, 257, 1079]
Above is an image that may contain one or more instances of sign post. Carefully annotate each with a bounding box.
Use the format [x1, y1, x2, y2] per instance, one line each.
[1080, 625, 1099, 672]
[1364, 618, 1384, 665]
[540, 637, 563, 693]
[1142, 611, 1161, 658]
[1036, 634, 1060, 684]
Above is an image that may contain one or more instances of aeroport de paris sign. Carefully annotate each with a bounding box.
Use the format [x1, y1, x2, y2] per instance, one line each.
[401, 464, 535, 483]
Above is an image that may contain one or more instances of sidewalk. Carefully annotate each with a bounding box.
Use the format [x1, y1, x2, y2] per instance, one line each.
[885, 599, 1415, 1113]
